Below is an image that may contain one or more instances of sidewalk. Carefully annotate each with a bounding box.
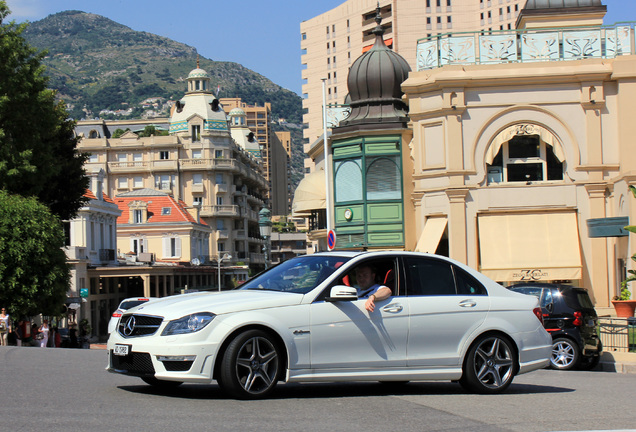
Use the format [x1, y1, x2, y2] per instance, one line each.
[600, 351, 636, 374]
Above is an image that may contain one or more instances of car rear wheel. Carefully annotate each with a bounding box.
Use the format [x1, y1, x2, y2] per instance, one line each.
[141, 377, 183, 388]
[218, 329, 281, 399]
[550, 337, 580, 370]
[459, 334, 516, 394]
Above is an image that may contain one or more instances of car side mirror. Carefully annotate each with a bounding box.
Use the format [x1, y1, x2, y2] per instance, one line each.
[325, 285, 358, 302]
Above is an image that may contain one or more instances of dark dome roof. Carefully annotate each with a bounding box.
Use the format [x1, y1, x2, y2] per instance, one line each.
[337, 5, 411, 130]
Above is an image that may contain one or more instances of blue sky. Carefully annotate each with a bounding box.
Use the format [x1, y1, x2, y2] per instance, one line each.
[4, 0, 636, 96]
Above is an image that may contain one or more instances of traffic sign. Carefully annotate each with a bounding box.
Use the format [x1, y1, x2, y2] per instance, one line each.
[327, 230, 336, 250]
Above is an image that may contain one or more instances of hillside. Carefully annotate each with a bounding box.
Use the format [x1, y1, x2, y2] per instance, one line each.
[22, 10, 305, 187]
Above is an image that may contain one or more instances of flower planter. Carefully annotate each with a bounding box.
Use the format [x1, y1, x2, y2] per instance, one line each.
[611, 300, 636, 318]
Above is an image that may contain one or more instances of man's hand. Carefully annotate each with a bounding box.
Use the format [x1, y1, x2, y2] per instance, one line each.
[365, 295, 377, 312]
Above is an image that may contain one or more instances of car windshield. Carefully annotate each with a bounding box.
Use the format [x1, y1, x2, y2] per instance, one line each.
[240, 255, 351, 294]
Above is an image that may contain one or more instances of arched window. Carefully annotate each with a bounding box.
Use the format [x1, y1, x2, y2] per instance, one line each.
[89, 130, 98, 139]
[335, 159, 362, 202]
[487, 134, 563, 184]
[366, 156, 401, 200]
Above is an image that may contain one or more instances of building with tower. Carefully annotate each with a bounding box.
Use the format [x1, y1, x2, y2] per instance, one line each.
[300, 0, 527, 172]
[294, 0, 636, 313]
[74, 63, 272, 337]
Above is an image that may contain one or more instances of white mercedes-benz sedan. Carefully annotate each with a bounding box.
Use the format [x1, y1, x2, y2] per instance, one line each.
[107, 251, 551, 399]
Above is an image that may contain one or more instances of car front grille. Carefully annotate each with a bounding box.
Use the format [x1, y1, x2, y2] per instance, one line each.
[110, 351, 155, 376]
[117, 314, 163, 338]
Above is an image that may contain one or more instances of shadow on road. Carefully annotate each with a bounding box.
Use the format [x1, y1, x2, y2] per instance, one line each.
[117, 380, 574, 400]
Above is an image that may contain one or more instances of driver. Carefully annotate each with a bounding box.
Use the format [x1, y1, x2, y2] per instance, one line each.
[354, 265, 392, 313]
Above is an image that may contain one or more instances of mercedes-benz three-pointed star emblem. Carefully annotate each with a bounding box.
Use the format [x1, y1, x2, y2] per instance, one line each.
[123, 316, 136, 336]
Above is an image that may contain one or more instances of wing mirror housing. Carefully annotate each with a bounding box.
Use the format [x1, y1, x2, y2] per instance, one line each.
[325, 285, 358, 302]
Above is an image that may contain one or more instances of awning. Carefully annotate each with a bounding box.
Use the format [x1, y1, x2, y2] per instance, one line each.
[292, 169, 327, 217]
[415, 217, 447, 253]
[478, 212, 582, 282]
[485, 124, 565, 165]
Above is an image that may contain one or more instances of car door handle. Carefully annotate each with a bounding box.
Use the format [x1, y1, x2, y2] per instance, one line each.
[382, 303, 403, 313]
[459, 299, 477, 308]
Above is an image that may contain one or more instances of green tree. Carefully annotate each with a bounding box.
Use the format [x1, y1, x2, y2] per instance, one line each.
[137, 125, 168, 137]
[0, 190, 69, 317]
[0, 2, 89, 220]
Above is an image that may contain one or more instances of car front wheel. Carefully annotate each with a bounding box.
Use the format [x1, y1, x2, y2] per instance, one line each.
[218, 329, 281, 399]
[550, 337, 580, 370]
[460, 334, 516, 394]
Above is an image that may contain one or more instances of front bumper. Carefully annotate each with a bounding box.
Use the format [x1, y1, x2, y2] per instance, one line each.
[106, 330, 221, 383]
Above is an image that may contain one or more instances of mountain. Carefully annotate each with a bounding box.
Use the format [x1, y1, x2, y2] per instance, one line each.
[22, 10, 306, 188]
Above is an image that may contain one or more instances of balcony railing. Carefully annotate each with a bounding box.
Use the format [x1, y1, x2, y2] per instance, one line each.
[199, 205, 240, 218]
[416, 23, 636, 71]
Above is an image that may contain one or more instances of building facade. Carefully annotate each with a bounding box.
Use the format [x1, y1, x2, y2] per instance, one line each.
[294, 0, 636, 313]
[300, 0, 526, 172]
[76, 66, 269, 271]
[221, 97, 292, 216]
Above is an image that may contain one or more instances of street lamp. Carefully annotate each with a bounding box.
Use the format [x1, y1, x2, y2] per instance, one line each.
[259, 208, 272, 268]
[217, 253, 232, 292]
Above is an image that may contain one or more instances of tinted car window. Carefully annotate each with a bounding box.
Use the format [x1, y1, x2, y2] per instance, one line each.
[404, 257, 455, 296]
[562, 288, 595, 311]
[510, 286, 542, 298]
[454, 266, 487, 295]
[120, 300, 148, 310]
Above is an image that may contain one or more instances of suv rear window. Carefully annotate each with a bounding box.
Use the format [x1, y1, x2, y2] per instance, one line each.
[561, 288, 595, 311]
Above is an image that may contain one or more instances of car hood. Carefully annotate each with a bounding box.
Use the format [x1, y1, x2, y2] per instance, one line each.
[125, 290, 304, 320]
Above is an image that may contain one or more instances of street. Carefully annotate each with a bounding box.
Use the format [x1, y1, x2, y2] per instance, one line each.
[1, 345, 634, 432]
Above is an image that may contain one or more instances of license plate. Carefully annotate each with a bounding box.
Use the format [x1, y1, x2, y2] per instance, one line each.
[113, 344, 131, 356]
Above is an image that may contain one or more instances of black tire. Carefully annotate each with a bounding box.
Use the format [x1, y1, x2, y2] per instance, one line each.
[459, 334, 517, 394]
[579, 354, 600, 371]
[218, 329, 281, 399]
[141, 377, 183, 388]
[550, 337, 580, 370]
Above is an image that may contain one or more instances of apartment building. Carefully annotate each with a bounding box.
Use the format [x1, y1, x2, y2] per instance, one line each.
[300, 0, 526, 172]
[76, 65, 269, 273]
[221, 97, 292, 216]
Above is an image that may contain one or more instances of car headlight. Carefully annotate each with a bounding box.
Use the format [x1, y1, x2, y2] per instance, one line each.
[161, 312, 216, 336]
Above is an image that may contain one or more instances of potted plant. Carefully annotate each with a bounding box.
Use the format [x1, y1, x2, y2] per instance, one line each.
[612, 287, 636, 318]
[615, 185, 636, 317]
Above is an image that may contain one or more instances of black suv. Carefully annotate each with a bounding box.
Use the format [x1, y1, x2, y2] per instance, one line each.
[508, 283, 602, 370]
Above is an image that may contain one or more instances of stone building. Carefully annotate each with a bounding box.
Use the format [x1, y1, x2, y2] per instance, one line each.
[295, 0, 636, 313]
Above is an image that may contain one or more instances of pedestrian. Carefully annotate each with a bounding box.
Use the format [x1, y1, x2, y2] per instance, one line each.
[14, 320, 23, 347]
[0, 308, 9, 346]
[52, 327, 61, 348]
[38, 319, 50, 348]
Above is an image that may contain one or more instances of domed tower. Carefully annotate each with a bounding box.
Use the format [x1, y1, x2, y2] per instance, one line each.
[328, 5, 412, 251]
[335, 4, 411, 133]
[228, 107, 261, 157]
[169, 58, 228, 137]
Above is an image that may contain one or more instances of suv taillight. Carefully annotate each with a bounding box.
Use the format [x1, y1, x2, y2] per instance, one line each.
[572, 311, 583, 326]
[533, 307, 544, 325]
[112, 310, 122, 318]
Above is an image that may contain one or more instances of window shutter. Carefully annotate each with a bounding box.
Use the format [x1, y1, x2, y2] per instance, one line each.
[163, 237, 170, 258]
[175, 237, 182, 257]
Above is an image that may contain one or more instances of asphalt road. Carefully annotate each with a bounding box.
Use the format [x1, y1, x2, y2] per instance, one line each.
[1, 345, 634, 432]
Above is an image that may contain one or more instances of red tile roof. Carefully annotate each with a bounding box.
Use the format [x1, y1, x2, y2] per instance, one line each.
[83, 189, 115, 204]
[114, 193, 207, 226]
